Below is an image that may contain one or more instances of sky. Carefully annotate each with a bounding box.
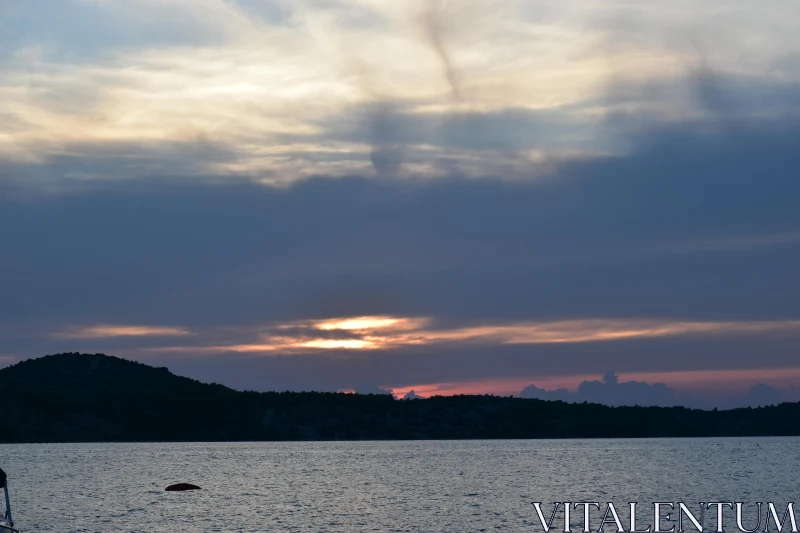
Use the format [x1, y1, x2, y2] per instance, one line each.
[2, 0, 800, 408]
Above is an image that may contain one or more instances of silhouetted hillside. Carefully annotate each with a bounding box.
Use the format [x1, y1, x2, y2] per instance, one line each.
[1, 353, 799, 442]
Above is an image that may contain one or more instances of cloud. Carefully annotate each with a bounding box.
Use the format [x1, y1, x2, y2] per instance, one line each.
[519, 371, 800, 409]
[520, 371, 677, 406]
[90, 316, 800, 356]
[738, 383, 789, 409]
[402, 390, 424, 400]
[3, 0, 798, 187]
[418, 0, 461, 100]
[54, 325, 192, 339]
[1, 113, 798, 316]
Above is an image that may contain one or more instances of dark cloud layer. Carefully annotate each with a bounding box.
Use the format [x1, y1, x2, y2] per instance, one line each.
[4, 115, 799, 318]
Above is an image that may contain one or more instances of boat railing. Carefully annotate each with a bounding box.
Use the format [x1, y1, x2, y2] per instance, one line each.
[1, 482, 18, 533]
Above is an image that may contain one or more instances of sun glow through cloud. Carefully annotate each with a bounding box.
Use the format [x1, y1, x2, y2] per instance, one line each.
[140, 316, 800, 355]
[313, 316, 429, 331]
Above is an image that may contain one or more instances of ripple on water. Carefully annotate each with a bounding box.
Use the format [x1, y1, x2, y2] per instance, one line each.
[0, 438, 798, 532]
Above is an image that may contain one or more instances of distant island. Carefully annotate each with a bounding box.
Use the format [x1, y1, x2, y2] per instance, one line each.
[1, 353, 799, 443]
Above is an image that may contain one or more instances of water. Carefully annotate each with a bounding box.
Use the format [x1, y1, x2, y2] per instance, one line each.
[1, 438, 797, 533]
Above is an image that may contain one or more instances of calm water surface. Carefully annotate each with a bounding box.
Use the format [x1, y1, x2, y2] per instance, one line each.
[1, 438, 798, 532]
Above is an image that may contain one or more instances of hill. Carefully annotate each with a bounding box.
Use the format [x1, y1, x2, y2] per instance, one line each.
[1, 353, 799, 442]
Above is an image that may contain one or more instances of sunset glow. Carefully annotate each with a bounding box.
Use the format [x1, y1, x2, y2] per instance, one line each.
[265, 317, 800, 352]
[55, 325, 192, 339]
[390, 367, 800, 398]
[126, 316, 800, 359]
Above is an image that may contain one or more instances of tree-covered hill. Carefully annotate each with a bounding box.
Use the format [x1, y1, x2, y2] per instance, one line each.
[1, 353, 799, 443]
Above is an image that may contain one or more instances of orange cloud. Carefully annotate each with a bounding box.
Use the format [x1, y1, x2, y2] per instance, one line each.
[151, 316, 800, 355]
[55, 325, 192, 339]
